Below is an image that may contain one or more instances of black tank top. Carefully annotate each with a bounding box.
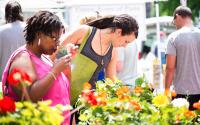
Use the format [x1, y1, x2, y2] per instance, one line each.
[81, 27, 113, 88]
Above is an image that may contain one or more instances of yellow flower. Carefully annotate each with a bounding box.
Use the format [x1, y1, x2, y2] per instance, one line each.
[133, 86, 143, 94]
[184, 110, 196, 119]
[95, 92, 107, 106]
[164, 89, 177, 98]
[152, 94, 169, 107]
[116, 86, 131, 100]
[83, 82, 92, 90]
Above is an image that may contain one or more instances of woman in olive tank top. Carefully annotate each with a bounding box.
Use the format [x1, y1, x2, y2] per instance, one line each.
[63, 14, 139, 88]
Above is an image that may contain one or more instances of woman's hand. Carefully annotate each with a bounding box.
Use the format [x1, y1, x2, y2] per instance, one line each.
[66, 43, 78, 58]
[52, 54, 72, 75]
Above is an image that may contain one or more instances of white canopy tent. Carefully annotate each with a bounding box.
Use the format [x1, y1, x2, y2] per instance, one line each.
[0, 0, 65, 12]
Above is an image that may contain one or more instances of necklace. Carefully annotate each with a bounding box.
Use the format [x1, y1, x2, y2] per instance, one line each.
[99, 29, 104, 65]
[99, 30, 112, 66]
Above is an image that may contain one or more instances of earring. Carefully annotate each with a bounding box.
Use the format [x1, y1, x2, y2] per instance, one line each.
[38, 38, 41, 46]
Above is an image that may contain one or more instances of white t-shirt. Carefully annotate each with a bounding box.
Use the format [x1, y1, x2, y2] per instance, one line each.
[0, 21, 26, 79]
[166, 26, 200, 94]
[116, 41, 138, 86]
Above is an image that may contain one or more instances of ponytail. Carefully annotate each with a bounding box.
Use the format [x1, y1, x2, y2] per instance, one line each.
[86, 15, 115, 29]
[87, 14, 138, 36]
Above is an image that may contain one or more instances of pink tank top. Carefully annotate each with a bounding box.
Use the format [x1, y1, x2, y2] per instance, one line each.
[2, 45, 70, 124]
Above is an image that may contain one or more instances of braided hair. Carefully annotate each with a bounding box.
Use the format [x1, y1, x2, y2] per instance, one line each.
[5, 0, 24, 23]
[87, 14, 138, 37]
[24, 11, 62, 44]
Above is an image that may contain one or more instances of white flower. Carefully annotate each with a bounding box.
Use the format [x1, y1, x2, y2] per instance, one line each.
[171, 98, 189, 109]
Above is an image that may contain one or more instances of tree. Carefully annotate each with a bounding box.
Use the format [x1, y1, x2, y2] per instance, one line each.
[159, 0, 200, 18]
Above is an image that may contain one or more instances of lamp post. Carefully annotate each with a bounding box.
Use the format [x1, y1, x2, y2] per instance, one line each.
[153, 0, 162, 92]
[155, 0, 160, 59]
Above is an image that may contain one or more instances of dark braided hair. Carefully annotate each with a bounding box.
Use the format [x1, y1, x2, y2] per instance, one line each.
[87, 14, 139, 37]
[5, 0, 23, 23]
[24, 11, 62, 44]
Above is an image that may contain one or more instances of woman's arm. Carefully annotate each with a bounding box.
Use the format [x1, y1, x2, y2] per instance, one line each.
[116, 48, 125, 73]
[106, 48, 117, 80]
[10, 52, 71, 102]
[165, 54, 176, 90]
[62, 25, 90, 45]
[50, 25, 90, 61]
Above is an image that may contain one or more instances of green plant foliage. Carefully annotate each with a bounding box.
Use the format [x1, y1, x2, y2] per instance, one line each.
[159, 0, 200, 18]
[77, 77, 200, 125]
[0, 101, 70, 125]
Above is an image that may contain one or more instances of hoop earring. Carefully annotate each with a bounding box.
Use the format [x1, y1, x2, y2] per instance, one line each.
[38, 38, 41, 46]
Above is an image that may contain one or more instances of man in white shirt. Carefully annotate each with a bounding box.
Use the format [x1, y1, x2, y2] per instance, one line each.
[0, 1, 26, 80]
[116, 41, 138, 87]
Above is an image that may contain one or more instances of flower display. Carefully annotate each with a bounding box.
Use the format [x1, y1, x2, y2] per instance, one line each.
[0, 68, 72, 125]
[2, 69, 200, 124]
[77, 76, 200, 125]
[0, 100, 68, 125]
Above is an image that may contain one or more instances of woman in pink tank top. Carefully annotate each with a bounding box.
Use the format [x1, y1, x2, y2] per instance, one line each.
[2, 11, 71, 124]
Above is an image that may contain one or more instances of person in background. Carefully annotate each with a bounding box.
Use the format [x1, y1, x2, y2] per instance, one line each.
[0, 0, 26, 80]
[116, 40, 138, 87]
[165, 6, 200, 110]
[1, 11, 71, 124]
[137, 41, 155, 84]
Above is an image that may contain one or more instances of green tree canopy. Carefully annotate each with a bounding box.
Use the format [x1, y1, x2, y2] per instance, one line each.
[159, 0, 200, 19]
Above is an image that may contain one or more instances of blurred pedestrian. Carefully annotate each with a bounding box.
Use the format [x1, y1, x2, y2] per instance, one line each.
[165, 6, 200, 110]
[138, 41, 155, 85]
[116, 41, 138, 87]
[0, 0, 26, 80]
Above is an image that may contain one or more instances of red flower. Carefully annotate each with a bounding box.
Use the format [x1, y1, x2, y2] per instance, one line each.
[0, 96, 16, 114]
[82, 91, 98, 106]
[21, 71, 32, 85]
[7, 68, 32, 86]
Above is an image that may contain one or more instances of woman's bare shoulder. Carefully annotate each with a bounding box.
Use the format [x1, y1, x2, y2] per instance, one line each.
[10, 52, 37, 81]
